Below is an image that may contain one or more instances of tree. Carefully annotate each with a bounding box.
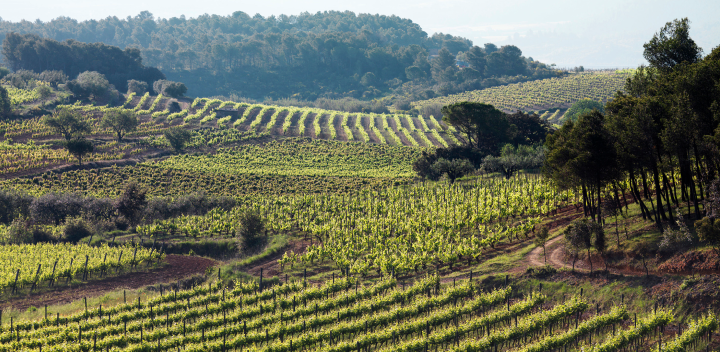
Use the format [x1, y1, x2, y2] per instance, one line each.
[163, 82, 187, 98]
[602, 195, 623, 247]
[643, 18, 703, 71]
[431, 48, 457, 83]
[127, 79, 148, 94]
[164, 127, 192, 152]
[0, 86, 10, 119]
[442, 102, 513, 155]
[594, 223, 607, 273]
[405, 66, 425, 81]
[237, 208, 266, 249]
[465, 46, 486, 73]
[67, 71, 119, 102]
[360, 72, 377, 87]
[696, 179, 720, 255]
[482, 144, 544, 179]
[563, 99, 604, 123]
[430, 158, 474, 183]
[34, 85, 52, 99]
[101, 110, 138, 141]
[64, 139, 94, 166]
[153, 80, 187, 97]
[39, 70, 68, 87]
[115, 182, 147, 226]
[544, 111, 621, 222]
[506, 110, 552, 146]
[43, 109, 91, 141]
[696, 217, 720, 255]
[413, 146, 484, 180]
[563, 218, 603, 272]
[534, 226, 550, 264]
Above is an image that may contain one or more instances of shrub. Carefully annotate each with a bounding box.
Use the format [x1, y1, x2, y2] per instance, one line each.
[39, 70, 69, 87]
[237, 209, 266, 249]
[0, 217, 33, 244]
[34, 85, 52, 99]
[525, 265, 557, 278]
[115, 182, 148, 226]
[63, 216, 92, 243]
[32, 227, 56, 243]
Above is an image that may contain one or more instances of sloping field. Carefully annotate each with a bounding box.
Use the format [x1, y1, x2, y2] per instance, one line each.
[413, 71, 631, 117]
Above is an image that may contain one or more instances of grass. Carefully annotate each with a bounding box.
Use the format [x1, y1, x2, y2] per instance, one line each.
[2, 287, 158, 324]
[235, 234, 289, 268]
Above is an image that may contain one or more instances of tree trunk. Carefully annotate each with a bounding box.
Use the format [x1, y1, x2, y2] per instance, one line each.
[596, 179, 602, 223]
[651, 159, 668, 223]
[615, 215, 620, 247]
[581, 184, 589, 218]
[641, 170, 658, 223]
[629, 169, 651, 221]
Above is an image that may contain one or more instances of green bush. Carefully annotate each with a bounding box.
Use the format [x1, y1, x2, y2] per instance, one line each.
[63, 217, 92, 243]
[237, 209, 266, 249]
[0, 217, 33, 244]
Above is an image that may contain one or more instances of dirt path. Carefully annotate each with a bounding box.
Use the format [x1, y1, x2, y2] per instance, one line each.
[241, 238, 310, 279]
[2, 255, 217, 311]
[527, 235, 567, 268]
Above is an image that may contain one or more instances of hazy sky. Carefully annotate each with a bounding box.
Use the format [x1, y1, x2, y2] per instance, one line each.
[1, 0, 717, 68]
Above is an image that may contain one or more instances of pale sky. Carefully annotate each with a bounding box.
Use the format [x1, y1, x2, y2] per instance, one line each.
[1, 0, 717, 67]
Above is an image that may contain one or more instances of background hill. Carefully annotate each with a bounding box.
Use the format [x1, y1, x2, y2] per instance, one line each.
[0, 11, 560, 101]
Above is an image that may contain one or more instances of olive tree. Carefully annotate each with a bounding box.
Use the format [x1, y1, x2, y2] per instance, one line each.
[163, 127, 192, 152]
[101, 110, 138, 141]
[65, 139, 94, 166]
[43, 108, 91, 141]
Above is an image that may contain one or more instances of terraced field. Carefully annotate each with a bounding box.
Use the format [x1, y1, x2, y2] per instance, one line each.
[55, 95, 464, 148]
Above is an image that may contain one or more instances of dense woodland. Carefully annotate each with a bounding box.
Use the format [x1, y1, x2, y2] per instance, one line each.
[1, 32, 165, 93]
[0, 11, 559, 100]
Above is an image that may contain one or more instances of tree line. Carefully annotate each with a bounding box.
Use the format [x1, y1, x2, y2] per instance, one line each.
[544, 18, 719, 226]
[539, 18, 720, 258]
[0, 11, 558, 100]
[0, 184, 237, 245]
[1, 32, 165, 93]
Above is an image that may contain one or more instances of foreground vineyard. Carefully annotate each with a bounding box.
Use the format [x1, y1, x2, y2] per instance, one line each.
[413, 71, 631, 115]
[1, 274, 709, 352]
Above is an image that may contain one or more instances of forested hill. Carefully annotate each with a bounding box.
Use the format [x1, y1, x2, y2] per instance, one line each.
[0, 11, 558, 100]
